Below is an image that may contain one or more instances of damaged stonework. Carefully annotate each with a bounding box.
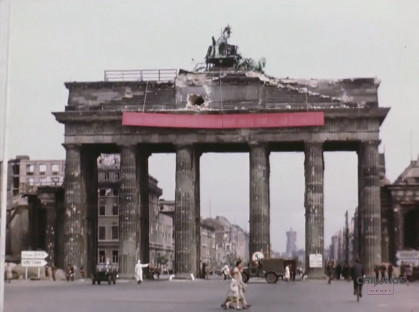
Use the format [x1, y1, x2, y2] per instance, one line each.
[54, 25, 390, 279]
[186, 93, 209, 109]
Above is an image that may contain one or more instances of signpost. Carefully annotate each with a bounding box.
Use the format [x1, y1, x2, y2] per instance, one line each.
[21, 251, 48, 260]
[21, 250, 48, 280]
[309, 254, 323, 268]
[21, 259, 48, 267]
[396, 250, 419, 267]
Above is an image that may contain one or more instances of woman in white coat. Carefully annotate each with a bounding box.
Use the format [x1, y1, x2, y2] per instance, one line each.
[284, 264, 290, 282]
[135, 260, 149, 284]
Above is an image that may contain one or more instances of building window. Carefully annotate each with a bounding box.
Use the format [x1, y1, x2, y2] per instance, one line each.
[112, 188, 119, 196]
[99, 250, 105, 263]
[51, 164, 59, 174]
[28, 178, 34, 186]
[115, 172, 120, 179]
[12, 164, 19, 175]
[111, 226, 118, 240]
[98, 226, 106, 240]
[99, 189, 106, 197]
[26, 164, 34, 175]
[112, 250, 118, 263]
[112, 204, 118, 216]
[99, 206, 106, 216]
[39, 164, 47, 175]
[104, 172, 110, 180]
[39, 178, 47, 185]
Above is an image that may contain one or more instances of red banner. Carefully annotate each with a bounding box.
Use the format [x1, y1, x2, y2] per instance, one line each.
[122, 111, 324, 129]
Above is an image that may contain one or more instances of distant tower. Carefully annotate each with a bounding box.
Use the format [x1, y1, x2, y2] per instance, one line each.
[286, 228, 297, 258]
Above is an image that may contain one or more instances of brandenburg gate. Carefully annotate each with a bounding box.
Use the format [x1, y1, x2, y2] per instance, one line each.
[54, 29, 388, 278]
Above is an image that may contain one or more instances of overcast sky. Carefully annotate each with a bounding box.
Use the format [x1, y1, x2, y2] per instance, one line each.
[0, 0, 418, 253]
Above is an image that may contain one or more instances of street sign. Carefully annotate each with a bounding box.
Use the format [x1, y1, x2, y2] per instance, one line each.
[21, 259, 47, 267]
[309, 254, 323, 268]
[396, 250, 419, 259]
[396, 259, 419, 267]
[21, 251, 48, 260]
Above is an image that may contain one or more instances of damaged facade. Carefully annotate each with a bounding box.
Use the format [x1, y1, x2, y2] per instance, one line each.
[0, 156, 65, 263]
[53, 26, 389, 278]
[330, 154, 419, 277]
[96, 154, 175, 271]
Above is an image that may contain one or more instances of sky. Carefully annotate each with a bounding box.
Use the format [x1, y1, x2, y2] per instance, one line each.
[0, 0, 418, 253]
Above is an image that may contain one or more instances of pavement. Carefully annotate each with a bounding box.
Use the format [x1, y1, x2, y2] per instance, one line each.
[4, 276, 419, 312]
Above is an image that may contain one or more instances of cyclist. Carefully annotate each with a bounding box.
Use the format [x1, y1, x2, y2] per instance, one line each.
[351, 258, 364, 298]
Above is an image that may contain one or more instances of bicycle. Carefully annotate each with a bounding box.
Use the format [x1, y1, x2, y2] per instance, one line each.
[354, 281, 362, 302]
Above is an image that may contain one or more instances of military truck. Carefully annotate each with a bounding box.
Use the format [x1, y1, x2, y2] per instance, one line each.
[242, 258, 296, 284]
[91, 263, 118, 285]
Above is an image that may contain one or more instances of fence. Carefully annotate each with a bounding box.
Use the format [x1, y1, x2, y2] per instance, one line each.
[104, 69, 177, 82]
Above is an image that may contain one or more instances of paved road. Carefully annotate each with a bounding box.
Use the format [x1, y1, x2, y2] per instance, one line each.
[4, 277, 419, 312]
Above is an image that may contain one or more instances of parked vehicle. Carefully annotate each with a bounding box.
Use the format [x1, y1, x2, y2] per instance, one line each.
[242, 258, 296, 284]
[92, 263, 118, 285]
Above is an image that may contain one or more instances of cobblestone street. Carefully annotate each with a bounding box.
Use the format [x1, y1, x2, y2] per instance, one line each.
[4, 277, 418, 312]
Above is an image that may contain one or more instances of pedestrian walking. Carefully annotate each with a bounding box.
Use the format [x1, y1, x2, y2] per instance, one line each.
[342, 263, 350, 280]
[6, 262, 12, 284]
[374, 264, 379, 280]
[135, 259, 149, 284]
[233, 260, 250, 308]
[51, 262, 56, 281]
[404, 264, 412, 286]
[66, 264, 74, 281]
[221, 270, 245, 310]
[284, 264, 290, 282]
[336, 263, 342, 280]
[379, 264, 386, 281]
[387, 263, 393, 279]
[326, 261, 333, 285]
[222, 263, 231, 280]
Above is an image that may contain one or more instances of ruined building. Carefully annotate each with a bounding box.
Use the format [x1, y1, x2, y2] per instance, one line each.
[0, 156, 65, 263]
[53, 26, 389, 278]
[95, 153, 175, 270]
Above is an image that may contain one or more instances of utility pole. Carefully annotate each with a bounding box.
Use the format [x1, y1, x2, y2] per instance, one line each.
[0, 1, 12, 311]
[344, 210, 349, 265]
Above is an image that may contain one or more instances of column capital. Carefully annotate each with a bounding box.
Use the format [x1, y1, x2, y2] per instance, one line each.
[248, 141, 268, 148]
[62, 143, 81, 151]
[360, 140, 380, 148]
[175, 144, 194, 150]
[304, 141, 324, 149]
[118, 143, 137, 150]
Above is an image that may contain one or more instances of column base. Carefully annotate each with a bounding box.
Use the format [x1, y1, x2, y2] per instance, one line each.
[172, 273, 195, 280]
[306, 268, 324, 279]
[118, 273, 134, 280]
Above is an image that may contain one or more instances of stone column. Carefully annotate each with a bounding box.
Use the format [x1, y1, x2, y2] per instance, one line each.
[358, 140, 381, 275]
[80, 147, 99, 276]
[118, 145, 140, 277]
[62, 144, 86, 271]
[39, 192, 57, 267]
[304, 142, 324, 279]
[249, 143, 270, 258]
[393, 204, 403, 256]
[137, 150, 150, 265]
[174, 145, 200, 278]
